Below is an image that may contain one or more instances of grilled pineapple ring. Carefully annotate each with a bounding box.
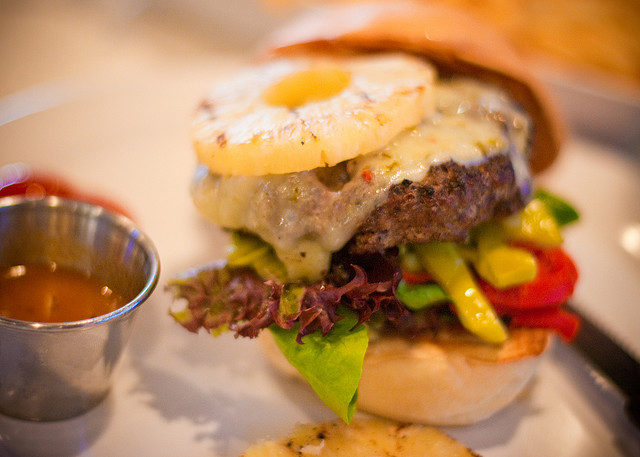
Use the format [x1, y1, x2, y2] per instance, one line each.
[239, 417, 479, 457]
[191, 53, 435, 176]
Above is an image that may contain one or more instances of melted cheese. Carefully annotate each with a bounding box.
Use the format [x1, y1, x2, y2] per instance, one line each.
[191, 78, 532, 282]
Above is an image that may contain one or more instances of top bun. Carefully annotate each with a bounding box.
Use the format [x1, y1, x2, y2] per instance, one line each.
[263, 1, 565, 174]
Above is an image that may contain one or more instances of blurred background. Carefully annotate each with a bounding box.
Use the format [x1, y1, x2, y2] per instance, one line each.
[266, 0, 640, 83]
[2, 0, 639, 147]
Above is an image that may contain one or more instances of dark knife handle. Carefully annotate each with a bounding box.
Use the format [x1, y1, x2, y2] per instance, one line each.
[566, 304, 640, 429]
[627, 395, 640, 430]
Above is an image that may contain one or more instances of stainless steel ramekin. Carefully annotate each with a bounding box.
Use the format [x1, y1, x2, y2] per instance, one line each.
[0, 196, 159, 421]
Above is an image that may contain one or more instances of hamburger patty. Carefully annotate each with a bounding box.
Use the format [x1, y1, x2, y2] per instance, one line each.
[349, 153, 529, 253]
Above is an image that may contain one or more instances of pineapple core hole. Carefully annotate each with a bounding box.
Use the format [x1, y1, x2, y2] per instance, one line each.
[263, 67, 351, 109]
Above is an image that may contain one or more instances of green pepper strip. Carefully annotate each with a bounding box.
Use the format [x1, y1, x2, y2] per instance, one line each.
[414, 242, 507, 343]
[534, 190, 579, 227]
[395, 279, 449, 311]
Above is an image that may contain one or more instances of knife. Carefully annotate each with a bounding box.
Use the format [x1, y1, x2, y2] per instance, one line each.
[565, 303, 640, 430]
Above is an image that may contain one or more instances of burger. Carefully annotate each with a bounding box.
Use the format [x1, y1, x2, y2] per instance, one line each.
[168, 2, 580, 426]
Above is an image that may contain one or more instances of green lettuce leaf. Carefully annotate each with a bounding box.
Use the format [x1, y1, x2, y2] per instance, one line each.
[268, 308, 368, 423]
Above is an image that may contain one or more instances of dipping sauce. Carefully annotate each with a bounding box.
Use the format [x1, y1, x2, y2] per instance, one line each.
[0, 263, 125, 322]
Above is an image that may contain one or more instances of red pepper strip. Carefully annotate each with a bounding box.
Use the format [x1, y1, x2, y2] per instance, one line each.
[509, 308, 580, 342]
[401, 245, 580, 340]
[479, 246, 578, 312]
[1, 167, 134, 220]
[477, 245, 580, 340]
[401, 269, 435, 284]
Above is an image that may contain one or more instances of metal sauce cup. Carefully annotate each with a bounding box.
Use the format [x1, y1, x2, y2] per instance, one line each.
[0, 196, 160, 421]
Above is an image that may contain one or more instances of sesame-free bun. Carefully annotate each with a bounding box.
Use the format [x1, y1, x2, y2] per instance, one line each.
[259, 327, 552, 425]
[264, 1, 564, 174]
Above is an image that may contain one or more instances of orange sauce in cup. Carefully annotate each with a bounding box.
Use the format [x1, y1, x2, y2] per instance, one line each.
[0, 263, 125, 322]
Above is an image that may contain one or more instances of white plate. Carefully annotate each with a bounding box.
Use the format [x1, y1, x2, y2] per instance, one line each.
[1, 3, 639, 456]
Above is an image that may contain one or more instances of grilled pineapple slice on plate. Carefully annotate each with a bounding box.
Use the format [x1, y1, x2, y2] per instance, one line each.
[239, 417, 479, 457]
[191, 53, 435, 176]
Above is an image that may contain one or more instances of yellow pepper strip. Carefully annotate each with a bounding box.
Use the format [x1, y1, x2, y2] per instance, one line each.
[414, 242, 507, 343]
[473, 223, 538, 289]
[227, 231, 288, 282]
[398, 245, 423, 273]
[501, 198, 563, 246]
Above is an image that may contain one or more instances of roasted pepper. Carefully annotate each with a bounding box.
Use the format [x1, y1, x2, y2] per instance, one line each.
[501, 197, 563, 246]
[414, 242, 507, 343]
[534, 190, 579, 227]
[472, 223, 538, 289]
[395, 279, 449, 310]
[227, 231, 288, 282]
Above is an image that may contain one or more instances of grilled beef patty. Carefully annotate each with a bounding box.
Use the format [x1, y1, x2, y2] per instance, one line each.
[348, 153, 527, 253]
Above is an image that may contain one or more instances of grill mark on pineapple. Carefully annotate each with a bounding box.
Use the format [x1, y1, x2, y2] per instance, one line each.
[197, 99, 215, 115]
[216, 133, 227, 148]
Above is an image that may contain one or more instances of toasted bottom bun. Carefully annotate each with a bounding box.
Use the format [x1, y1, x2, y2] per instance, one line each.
[259, 327, 551, 426]
[239, 417, 480, 457]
